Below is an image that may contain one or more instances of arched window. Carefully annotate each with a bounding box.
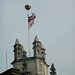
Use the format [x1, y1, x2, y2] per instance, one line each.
[18, 52, 20, 58]
[37, 45, 39, 46]
[37, 49, 39, 54]
[42, 52, 44, 54]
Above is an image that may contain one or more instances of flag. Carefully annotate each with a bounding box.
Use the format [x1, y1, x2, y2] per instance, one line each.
[28, 13, 36, 29]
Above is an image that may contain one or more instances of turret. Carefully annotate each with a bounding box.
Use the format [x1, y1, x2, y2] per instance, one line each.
[13, 39, 22, 60]
[11, 39, 27, 71]
[33, 36, 46, 60]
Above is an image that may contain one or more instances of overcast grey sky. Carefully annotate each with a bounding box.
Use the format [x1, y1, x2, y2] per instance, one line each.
[0, 0, 75, 75]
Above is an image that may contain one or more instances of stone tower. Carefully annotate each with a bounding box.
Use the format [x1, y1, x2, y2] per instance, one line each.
[11, 36, 49, 75]
[50, 63, 57, 75]
[33, 36, 46, 60]
[11, 39, 27, 71]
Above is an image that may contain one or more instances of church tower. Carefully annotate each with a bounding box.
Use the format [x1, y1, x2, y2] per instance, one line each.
[11, 36, 49, 75]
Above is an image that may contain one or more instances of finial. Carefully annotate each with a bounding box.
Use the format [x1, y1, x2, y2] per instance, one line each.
[50, 63, 56, 71]
[50, 63, 56, 75]
[25, 4, 31, 10]
[34, 35, 39, 41]
[22, 46, 25, 51]
[15, 38, 20, 44]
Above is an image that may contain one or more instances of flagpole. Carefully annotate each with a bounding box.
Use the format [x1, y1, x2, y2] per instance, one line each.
[28, 28, 31, 57]
[25, 4, 31, 57]
[27, 10, 31, 57]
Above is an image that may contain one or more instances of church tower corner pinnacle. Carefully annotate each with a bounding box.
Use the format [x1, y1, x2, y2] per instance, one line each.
[50, 63, 57, 75]
[11, 39, 27, 71]
[32, 35, 41, 44]
[32, 36, 46, 60]
[34, 35, 39, 41]
[15, 38, 20, 44]
[13, 39, 22, 59]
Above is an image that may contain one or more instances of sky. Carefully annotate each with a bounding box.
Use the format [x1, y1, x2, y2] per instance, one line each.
[0, 0, 75, 75]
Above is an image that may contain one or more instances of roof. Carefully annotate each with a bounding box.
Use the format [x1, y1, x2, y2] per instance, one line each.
[41, 44, 45, 50]
[33, 36, 41, 44]
[0, 68, 21, 75]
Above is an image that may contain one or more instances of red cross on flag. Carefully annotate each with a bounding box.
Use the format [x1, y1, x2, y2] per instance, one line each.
[28, 13, 36, 29]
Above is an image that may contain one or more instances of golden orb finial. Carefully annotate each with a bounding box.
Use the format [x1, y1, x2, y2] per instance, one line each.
[25, 4, 31, 10]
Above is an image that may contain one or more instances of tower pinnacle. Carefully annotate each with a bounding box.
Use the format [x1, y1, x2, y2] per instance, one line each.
[50, 63, 57, 75]
[15, 38, 20, 44]
[34, 35, 39, 42]
[22, 46, 25, 51]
